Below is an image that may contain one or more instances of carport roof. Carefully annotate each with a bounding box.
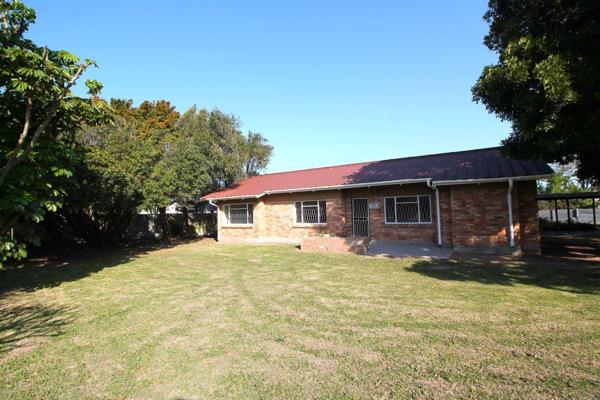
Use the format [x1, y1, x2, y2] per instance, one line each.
[537, 192, 600, 200]
[203, 147, 553, 201]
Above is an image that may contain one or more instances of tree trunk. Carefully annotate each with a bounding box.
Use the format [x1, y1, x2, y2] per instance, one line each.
[181, 206, 191, 237]
[158, 207, 170, 240]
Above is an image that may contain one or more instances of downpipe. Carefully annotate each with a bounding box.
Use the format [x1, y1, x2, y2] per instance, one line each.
[208, 199, 219, 241]
[427, 179, 443, 247]
[507, 178, 515, 248]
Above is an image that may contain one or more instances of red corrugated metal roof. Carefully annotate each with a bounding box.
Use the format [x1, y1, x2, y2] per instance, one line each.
[202, 147, 553, 200]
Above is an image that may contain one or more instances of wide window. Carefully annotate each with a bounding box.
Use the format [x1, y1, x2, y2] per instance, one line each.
[384, 195, 431, 223]
[295, 200, 327, 224]
[224, 203, 253, 225]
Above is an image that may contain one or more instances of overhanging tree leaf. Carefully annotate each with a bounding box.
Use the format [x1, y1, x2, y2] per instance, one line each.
[472, 0, 600, 185]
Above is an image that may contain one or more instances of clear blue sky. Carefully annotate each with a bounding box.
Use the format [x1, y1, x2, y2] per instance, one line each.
[27, 0, 509, 173]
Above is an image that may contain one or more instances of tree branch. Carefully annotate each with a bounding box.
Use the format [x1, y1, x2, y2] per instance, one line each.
[0, 62, 90, 188]
[0, 214, 21, 236]
[17, 96, 33, 147]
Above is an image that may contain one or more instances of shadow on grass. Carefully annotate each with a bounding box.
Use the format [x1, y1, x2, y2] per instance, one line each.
[0, 300, 75, 357]
[0, 237, 206, 294]
[541, 231, 600, 261]
[0, 238, 208, 357]
[406, 256, 600, 294]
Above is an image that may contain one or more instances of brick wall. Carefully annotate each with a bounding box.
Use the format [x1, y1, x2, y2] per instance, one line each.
[517, 180, 541, 254]
[343, 185, 437, 242]
[216, 181, 541, 253]
[218, 183, 438, 243]
[438, 187, 453, 245]
[218, 191, 345, 243]
[443, 181, 540, 254]
[448, 183, 511, 249]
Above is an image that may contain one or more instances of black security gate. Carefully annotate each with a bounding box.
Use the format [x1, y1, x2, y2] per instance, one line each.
[352, 198, 369, 237]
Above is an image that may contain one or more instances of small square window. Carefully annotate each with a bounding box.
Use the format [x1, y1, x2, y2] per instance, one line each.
[385, 195, 431, 223]
[295, 200, 327, 223]
[224, 203, 253, 225]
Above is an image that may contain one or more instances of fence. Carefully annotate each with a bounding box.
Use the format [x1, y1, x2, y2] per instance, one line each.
[125, 213, 217, 241]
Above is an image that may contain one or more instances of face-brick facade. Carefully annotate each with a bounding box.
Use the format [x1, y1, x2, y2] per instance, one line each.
[216, 180, 541, 254]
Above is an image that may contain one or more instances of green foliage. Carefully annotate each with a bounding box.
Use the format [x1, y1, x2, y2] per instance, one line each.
[472, 0, 600, 184]
[57, 100, 271, 244]
[56, 117, 151, 246]
[0, 0, 109, 265]
[142, 136, 210, 211]
[178, 106, 273, 191]
[538, 165, 594, 209]
[244, 131, 273, 177]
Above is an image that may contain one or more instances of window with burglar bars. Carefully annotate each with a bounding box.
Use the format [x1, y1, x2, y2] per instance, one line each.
[384, 195, 432, 224]
[224, 203, 253, 225]
[295, 200, 327, 224]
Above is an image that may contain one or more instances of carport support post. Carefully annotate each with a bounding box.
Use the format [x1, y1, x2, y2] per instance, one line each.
[566, 198, 571, 231]
[593, 198, 597, 229]
[554, 199, 559, 229]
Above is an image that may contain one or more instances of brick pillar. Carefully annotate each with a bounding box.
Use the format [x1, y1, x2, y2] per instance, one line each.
[517, 180, 541, 254]
[439, 187, 453, 246]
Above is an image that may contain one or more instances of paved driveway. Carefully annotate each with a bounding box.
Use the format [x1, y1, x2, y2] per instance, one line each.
[368, 240, 452, 258]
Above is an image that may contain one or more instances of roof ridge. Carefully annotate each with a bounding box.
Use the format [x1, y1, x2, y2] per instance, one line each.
[258, 146, 503, 177]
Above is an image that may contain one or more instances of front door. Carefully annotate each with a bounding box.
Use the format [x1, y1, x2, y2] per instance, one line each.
[352, 198, 369, 237]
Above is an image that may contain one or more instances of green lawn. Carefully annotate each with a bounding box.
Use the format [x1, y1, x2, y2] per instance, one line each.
[0, 240, 598, 399]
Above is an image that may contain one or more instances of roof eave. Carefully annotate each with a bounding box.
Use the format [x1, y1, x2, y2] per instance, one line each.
[202, 178, 431, 202]
[203, 174, 553, 202]
[432, 174, 553, 186]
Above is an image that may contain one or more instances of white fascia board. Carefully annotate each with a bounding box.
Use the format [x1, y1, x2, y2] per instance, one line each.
[432, 174, 553, 187]
[264, 178, 431, 195]
[203, 194, 262, 202]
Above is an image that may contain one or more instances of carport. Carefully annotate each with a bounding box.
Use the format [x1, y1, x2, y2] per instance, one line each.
[537, 191, 600, 229]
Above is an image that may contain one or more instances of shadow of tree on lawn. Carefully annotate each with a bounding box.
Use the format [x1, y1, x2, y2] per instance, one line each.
[0, 237, 207, 294]
[0, 238, 209, 358]
[406, 256, 600, 294]
[0, 300, 75, 357]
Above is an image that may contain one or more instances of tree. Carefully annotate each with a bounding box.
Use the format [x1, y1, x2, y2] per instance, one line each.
[244, 132, 273, 177]
[55, 102, 271, 245]
[178, 107, 273, 191]
[538, 164, 593, 209]
[141, 135, 210, 238]
[133, 100, 179, 140]
[472, 0, 600, 184]
[0, 0, 109, 264]
[55, 99, 186, 244]
[55, 117, 151, 246]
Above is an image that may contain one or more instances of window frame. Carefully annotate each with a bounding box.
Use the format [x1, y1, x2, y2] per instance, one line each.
[223, 203, 253, 226]
[384, 195, 432, 224]
[294, 200, 327, 225]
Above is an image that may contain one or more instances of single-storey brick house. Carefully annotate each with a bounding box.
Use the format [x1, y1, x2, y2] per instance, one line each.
[202, 147, 553, 254]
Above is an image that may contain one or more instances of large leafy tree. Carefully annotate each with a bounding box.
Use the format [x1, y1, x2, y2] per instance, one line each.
[179, 107, 273, 191]
[0, 0, 108, 264]
[472, 0, 600, 184]
[55, 101, 272, 245]
[244, 131, 273, 177]
[141, 135, 210, 238]
[55, 116, 151, 246]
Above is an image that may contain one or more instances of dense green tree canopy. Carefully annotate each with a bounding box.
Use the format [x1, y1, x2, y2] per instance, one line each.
[178, 106, 273, 191]
[473, 0, 600, 185]
[0, 1, 272, 255]
[0, 0, 109, 264]
[58, 101, 272, 244]
[56, 117, 150, 246]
